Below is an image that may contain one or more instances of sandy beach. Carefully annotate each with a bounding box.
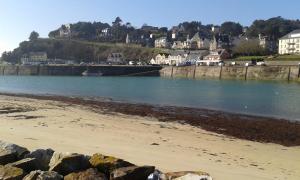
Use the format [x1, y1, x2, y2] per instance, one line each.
[0, 95, 299, 180]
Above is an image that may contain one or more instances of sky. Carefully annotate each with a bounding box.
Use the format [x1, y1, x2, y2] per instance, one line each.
[0, 0, 299, 55]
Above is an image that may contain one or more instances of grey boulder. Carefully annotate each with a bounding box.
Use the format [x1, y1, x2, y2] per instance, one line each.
[25, 149, 54, 170]
[110, 165, 155, 180]
[23, 170, 63, 180]
[49, 154, 91, 176]
[6, 158, 38, 173]
[0, 149, 17, 165]
[0, 141, 29, 159]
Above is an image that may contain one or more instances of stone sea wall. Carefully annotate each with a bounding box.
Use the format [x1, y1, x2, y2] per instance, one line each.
[0, 141, 212, 180]
[161, 66, 300, 82]
[0, 65, 162, 76]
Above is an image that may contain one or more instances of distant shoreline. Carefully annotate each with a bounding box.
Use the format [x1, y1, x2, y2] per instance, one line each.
[1, 92, 300, 147]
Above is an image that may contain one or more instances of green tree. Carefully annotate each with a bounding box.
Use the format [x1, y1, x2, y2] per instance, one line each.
[29, 31, 39, 41]
[247, 17, 300, 40]
[112, 17, 123, 27]
[220, 22, 243, 36]
[233, 39, 267, 56]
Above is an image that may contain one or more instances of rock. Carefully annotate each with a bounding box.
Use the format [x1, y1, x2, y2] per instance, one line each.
[23, 170, 63, 180]
[163, 171, 212, 180]
[25, 149, 54, 170]
[110, 166, 155, 180]
[6, 158, 38, 172]
[89, 153, 133, 176]
[0, 165, 25, 180]
[49, 152, 74, 168]
[64, 168, 107, 180]
[0, 149, 17, 165]
[49, 154, 91, 176]
[147, 170, 163, 180]
[0, 141, 29, 159]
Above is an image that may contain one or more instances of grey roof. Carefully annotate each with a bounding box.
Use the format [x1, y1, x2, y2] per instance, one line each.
[279, 29, 300, 40]
[191, 32, 201, 42]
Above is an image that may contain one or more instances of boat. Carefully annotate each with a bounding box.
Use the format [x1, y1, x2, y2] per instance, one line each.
[82, 70, 103, 76]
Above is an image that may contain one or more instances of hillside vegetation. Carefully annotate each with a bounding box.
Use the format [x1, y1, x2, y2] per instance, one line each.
[1, 39, 164, 64]
[234, 55, 300, 61]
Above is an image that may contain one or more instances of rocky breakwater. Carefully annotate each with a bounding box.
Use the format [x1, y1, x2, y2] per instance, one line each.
[0, 141, 213, 180]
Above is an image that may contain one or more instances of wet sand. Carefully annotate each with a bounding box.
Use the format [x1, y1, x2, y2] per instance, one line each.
[0, 94, 300, 180]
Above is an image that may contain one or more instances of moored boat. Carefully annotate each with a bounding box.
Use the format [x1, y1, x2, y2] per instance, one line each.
[82, 70, 103, 76]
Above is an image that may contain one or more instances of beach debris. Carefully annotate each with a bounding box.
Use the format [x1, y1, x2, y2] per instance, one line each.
[163, 171, 212, 180]
[151, 143, 160, 146]
[0, 165, 25, 180]
[89, 153, 134, 176]
[6, 158, 38, 173]
[49, 154, 91, 176]
[110, 165, 155, 180]
[64, 168, 107, 180]
[23, 170, 63, 180]
[148, 169, 163, 180]
[173, 173, 213, 180]
[25, 149, 54, 171]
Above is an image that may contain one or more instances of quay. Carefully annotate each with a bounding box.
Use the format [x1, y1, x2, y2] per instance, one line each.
[0, 64, 300, 82]
[160, 65, 300, 82]
[0, 65, 162, 76]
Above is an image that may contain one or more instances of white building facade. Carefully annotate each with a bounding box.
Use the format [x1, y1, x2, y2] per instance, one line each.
[279, 30, 300, 55]
[21, 52, 48, 65]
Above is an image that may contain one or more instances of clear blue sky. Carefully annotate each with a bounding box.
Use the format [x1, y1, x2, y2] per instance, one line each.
[0, 0, 299, 55]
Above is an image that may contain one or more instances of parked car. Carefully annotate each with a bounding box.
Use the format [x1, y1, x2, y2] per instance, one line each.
[218, 61, 225, 66]
[245, 62, 254, 67]
[129, 61, 136, 65]
[257, 61, 266, 66]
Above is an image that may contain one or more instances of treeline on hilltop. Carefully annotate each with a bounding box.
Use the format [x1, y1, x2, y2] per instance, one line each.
[48, 16, 300, 42]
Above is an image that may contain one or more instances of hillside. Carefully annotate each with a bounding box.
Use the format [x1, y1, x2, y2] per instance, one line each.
[1, 38, 164, 64]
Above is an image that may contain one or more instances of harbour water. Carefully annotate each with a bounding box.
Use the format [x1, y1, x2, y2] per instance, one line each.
[0, 76, 299, 121]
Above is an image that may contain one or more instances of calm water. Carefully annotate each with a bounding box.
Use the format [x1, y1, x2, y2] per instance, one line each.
[0, 76, 299, 121]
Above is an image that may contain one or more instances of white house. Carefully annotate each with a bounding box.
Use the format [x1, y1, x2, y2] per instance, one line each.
[151, 53, 170, 65]
[107, 53, 125, 64]
[21, 52, 48, 65]
[59, 24, 71, 38]
[204, 49, 230, 61]
[279, 29, 300, 54]
[155, 37, 169, 48]
[190, 33, 210, 50]
[168, 53, 188, 66]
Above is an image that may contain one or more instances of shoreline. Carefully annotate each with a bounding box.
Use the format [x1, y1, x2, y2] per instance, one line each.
[1, 92, 300, 147]
[1, 94, 300, 180]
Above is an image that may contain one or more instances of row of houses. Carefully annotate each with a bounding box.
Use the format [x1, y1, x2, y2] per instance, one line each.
[150, 49, 230, 66]
[21, 52, 76, 65]
[20, 52, 128, 65]
[155, 32, 230, 51]
[156, 26, 300, 55]
[58, 22, 300, 55]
